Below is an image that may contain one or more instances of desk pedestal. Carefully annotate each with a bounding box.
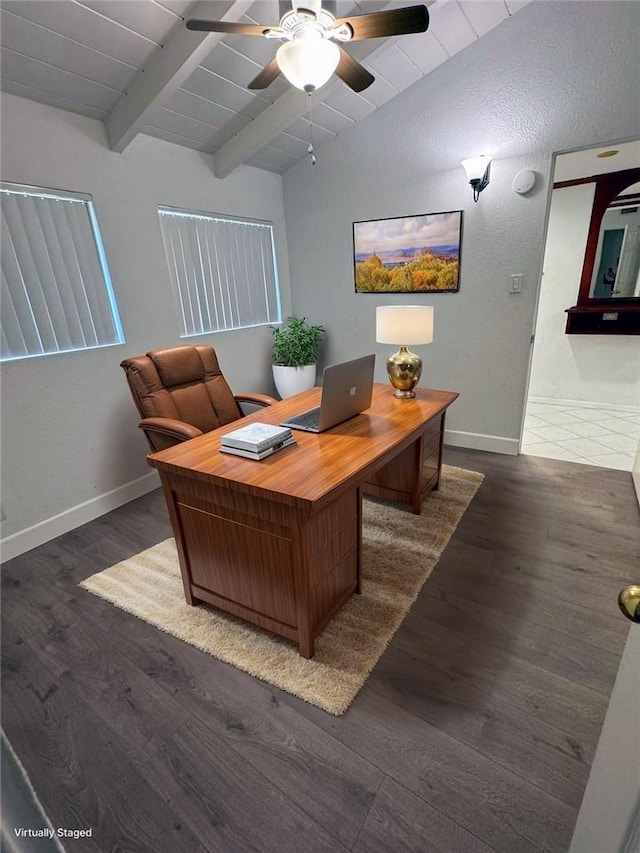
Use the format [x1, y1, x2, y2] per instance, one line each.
[160, 474, 360, 658]
[363, 413, 444, 512]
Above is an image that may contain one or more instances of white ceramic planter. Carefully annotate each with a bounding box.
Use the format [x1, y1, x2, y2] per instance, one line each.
[272, 364, 316, 399]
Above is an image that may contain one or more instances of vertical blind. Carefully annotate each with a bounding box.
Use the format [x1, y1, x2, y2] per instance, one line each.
[158, 207, 281, 337]
[1, 184, 123, 361]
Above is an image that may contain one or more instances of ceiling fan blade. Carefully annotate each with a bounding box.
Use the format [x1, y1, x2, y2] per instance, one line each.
[335, 47, 375, 93]
[334, 5, 429, 41]
[248, 58, 281, 90]
[186, 19, 269, 37]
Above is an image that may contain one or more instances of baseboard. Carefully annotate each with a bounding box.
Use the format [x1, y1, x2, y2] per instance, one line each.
[445, 429, 519, 456]
[0, 471, 160, 563]
[528, 396, 640, 415]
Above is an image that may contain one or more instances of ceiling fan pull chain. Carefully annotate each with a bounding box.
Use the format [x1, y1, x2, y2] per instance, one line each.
[307, 92, 316, 165]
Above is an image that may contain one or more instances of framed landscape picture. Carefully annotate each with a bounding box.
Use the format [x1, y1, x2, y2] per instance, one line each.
[353, 210, 463, 293]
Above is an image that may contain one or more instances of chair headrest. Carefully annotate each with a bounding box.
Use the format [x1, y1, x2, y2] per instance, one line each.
[148, 347, 205, 387]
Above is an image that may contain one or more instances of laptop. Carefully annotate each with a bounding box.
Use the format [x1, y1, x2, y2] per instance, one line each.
[280, 354, 375, 433]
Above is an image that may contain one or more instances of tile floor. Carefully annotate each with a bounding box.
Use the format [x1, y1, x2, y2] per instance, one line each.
[521, 399, 640, 472]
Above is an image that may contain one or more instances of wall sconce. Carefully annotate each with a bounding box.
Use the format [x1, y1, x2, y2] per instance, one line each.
[461, 155, 491, 202]
[376, 305, 434, 398]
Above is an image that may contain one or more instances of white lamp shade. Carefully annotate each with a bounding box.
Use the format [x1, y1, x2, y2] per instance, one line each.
[376, 305, 434, 345]
[276, 37, 340, 91]
[461, 155, 491, 181]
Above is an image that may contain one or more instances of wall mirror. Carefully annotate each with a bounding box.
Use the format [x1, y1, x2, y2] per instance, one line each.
[555, 143, 640, 334]
[581, 168, 640, 302]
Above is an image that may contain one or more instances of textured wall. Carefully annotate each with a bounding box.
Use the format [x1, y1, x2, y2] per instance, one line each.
[282, 0, 640, 447]
[0, 94, 292, 544]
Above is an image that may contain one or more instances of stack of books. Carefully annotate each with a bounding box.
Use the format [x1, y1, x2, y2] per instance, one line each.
[219, 422, 296, 461]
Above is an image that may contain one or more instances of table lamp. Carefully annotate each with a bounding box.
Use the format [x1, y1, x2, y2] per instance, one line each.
[376, 305, 434, 398]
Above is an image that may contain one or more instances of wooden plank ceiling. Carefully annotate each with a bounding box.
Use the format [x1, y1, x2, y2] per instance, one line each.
[0, 0, 530, 176]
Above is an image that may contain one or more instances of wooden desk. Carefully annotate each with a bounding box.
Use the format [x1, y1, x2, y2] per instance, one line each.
[148, 384, 458, 658]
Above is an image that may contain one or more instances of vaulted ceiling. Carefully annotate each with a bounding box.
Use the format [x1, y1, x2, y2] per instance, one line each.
[0, 0, 531, 176]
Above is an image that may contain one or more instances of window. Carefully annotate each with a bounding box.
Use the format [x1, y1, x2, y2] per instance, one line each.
[158, 206, 281, 337]
[1, 183, 123, 362]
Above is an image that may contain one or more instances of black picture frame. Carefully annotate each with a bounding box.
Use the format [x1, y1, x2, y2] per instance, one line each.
[353, 210, 463, 293]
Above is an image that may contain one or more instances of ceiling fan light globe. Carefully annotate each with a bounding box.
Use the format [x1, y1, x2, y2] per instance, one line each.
[276, 37, 340, 91]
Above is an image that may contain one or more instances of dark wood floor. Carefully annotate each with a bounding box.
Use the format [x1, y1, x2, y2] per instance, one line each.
[2, 447, 638, 852]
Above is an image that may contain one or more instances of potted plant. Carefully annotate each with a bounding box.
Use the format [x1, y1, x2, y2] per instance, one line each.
[270, 316, 324, 399]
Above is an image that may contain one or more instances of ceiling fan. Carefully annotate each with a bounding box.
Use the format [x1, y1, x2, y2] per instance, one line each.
[186, 2, 429, 94]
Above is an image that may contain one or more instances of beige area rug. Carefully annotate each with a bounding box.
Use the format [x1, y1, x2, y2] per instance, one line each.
[80, 465, 483, 715]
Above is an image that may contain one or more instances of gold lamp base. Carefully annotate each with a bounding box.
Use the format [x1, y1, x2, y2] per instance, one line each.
[386, 346, 422, 398]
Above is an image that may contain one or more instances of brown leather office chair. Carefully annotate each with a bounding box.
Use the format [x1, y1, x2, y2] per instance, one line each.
[121, 344, 277, 453]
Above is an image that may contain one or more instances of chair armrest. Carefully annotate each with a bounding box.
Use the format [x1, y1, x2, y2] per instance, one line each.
[234, 392, 278, 408]
[139, 417, 203, 443]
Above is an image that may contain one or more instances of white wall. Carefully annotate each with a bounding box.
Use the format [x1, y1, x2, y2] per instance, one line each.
[528, 183, 640, 406]
[282, 0, 640, 452]
[0, 94, 292, 558]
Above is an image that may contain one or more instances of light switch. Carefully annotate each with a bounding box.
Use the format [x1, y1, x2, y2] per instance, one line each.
[510, 274, 523, 294]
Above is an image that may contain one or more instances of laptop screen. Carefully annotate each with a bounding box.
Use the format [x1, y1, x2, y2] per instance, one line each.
[281, 354, 375, 433]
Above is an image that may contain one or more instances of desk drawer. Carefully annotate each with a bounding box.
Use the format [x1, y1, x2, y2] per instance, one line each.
[423, 413, 443, 442]
[422, 432, 442, 494]
[312, 547, 358, 630]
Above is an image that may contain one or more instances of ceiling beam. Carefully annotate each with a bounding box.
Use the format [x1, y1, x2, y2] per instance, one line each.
[105, 0, 254, 153]
[213, 87, 310, 178]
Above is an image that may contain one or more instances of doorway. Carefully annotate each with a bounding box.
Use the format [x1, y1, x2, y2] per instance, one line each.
[522, 140, 640, 472]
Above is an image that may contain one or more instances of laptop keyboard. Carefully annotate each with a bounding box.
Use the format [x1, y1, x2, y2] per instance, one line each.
[286, 407, 321, 430]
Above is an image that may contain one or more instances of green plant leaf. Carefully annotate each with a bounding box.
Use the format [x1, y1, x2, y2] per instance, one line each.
[270, 317, 324, 367]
